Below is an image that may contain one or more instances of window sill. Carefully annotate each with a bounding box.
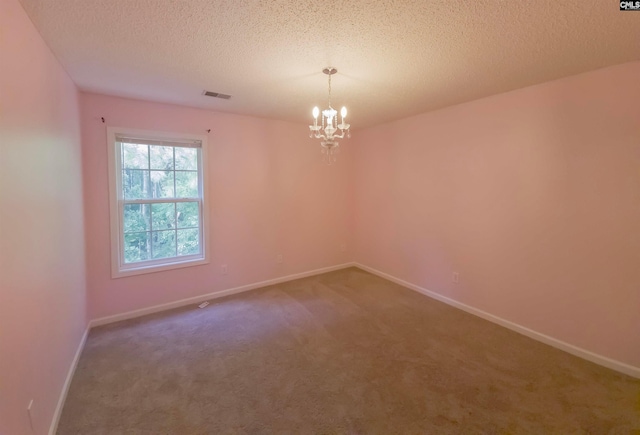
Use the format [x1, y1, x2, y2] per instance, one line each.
[112, 257, 209, 279]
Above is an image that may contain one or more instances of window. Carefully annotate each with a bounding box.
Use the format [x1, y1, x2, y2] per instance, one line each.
[107, 127, 208, 277]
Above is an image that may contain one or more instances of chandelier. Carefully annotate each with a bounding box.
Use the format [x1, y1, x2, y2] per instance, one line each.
[309, 67, 350, 164]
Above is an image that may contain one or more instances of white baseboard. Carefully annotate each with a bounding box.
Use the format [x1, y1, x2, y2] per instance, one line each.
[49, 326, 89, 435]
[354, 263, 640, 379]
[90, 262, 356, 328]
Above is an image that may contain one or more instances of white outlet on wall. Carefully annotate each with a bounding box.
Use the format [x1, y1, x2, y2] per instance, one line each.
[221, 264, 228, 275]
[276, 254, 283, 264]
[452, 272, 459, 283]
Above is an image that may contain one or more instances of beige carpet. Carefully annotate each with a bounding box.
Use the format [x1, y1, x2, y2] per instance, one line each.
[58, 267, 639, 434]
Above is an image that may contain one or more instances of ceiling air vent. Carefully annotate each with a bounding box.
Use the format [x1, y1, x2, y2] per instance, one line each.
[203, 90, 231, 100]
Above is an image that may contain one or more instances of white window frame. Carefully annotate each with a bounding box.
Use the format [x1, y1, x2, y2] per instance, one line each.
[107, 127, 209, 278]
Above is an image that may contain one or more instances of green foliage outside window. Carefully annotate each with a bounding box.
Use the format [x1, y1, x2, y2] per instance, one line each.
[121, 142, 201, 264]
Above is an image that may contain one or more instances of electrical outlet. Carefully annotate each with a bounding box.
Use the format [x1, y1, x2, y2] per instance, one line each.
[452, 272, 459, 283]
[340, 243, 347, 252]
[221, 264, 228, 275]
[276, 254, 283, 264]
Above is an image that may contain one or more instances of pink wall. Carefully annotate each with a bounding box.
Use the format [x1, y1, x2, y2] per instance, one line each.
[353, 62, 640, 368]
[0, 0, 87, 434]
[81, 93, 352, 319]
[3, 8, 636, 433]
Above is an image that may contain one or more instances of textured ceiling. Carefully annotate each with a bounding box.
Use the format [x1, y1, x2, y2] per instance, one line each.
[18, 0, 640, 128]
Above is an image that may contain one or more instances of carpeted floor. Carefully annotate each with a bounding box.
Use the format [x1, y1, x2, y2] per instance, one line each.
[58, 267, 639, 434]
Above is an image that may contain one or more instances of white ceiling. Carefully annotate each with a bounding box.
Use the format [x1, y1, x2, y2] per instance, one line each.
[19, 0, 640, 128]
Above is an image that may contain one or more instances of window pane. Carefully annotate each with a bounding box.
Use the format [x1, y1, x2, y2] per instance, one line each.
[150, 170, 175, 198]
[122, 143, 149, 169]
[151, 203, 175, 230]
[176, 202, 199, 229]
[124, 232, 150, 263]
[177, 228, 200, 256]
[123, 169, 150, 199]
[175, 147, 198, 170]
[123, 203, 150, 233]
[152, 230, 176, 259]
[176, 171, 198, 197]
[150, 145, 174, 170]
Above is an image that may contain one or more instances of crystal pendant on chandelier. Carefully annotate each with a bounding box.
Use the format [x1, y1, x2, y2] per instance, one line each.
[309, 67, 351, 164]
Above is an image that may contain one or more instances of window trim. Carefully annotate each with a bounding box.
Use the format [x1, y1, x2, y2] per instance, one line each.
[107, 127, 209, 278]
